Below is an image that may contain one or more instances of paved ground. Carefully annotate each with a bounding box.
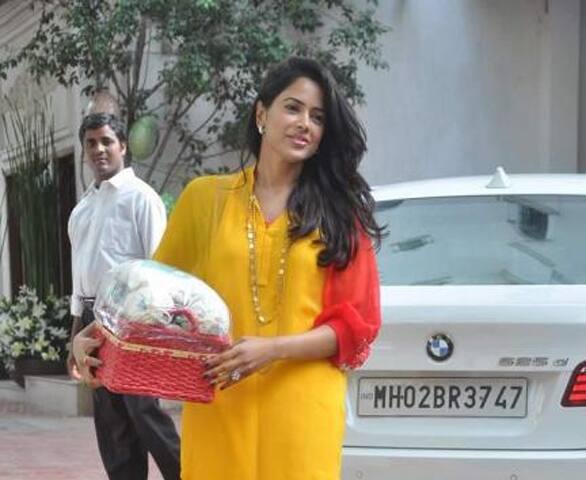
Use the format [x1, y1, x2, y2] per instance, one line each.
[0, 397, 180, 480]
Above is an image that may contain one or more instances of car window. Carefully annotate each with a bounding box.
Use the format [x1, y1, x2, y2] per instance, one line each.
[376, 195, 586, 285]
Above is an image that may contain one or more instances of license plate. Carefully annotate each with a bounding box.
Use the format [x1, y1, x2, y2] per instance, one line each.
[358, 377, 527, 417]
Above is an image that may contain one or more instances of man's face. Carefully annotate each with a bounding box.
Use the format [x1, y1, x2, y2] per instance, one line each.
[83, 125, 126, 183]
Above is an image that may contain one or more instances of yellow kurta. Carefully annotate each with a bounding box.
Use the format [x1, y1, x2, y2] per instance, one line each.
[154, 168, 347, 480]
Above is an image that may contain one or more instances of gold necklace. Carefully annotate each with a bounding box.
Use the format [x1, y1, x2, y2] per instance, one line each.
[246, 194, 290, 325]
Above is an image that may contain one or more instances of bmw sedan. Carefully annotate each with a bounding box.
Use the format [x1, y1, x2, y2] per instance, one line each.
[343, 168, 586, 480]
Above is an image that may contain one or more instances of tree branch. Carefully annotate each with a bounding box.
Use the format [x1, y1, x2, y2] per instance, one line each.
[145, 79, 165, 98]
[145, 101, 168, 115]
[141, 23, 153, 92]
[159, 141, 191, 193]
[111, 72, 128, 102]
[145, 99, 183, 182]
[133, 19, 147, 90]
[177, 93, 202, 119]
[129, 16, 148, 115]
[189, 105, 220, 137]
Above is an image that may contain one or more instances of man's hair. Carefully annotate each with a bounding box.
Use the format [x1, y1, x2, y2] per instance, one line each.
[78, 113, 127, 145]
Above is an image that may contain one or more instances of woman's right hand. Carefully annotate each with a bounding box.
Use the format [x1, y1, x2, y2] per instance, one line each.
[72, 321, 104, 388]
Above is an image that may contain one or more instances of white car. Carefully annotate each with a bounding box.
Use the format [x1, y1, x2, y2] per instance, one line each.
[342, 168, 586, 480]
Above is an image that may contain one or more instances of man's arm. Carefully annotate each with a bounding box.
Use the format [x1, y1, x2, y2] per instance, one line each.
[67, 208, 86, 381]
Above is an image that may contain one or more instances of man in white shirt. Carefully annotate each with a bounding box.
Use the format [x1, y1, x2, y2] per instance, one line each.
[67, 113, 180, 480]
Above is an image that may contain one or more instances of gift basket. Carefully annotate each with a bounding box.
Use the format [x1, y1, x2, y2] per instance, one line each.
[93, 259, 230, 403]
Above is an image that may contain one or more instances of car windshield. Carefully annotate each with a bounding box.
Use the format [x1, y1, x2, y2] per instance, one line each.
[376, 195, 586, 285]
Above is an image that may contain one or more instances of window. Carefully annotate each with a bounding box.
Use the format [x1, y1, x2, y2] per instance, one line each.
[376, 195, 586, 285]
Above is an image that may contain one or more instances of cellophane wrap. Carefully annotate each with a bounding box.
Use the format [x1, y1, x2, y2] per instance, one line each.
[94, 259, 230, 353]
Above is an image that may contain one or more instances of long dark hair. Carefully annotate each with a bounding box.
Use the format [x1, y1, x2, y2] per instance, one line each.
[242, 57, 384, 269]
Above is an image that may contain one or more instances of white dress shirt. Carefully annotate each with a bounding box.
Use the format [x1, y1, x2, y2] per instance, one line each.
[68, 167, 167, 316]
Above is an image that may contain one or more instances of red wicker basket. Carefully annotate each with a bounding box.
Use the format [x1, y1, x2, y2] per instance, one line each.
[95, 324, 218, 403]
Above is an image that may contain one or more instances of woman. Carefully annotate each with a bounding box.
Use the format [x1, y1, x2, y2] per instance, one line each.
[76, 56, 383, 479]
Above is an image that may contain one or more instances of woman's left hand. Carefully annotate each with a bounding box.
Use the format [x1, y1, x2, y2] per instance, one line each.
[204, 336, 281, 390]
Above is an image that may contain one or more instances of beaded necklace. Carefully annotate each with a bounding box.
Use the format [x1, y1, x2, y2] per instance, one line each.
[246, 193, 290, 325]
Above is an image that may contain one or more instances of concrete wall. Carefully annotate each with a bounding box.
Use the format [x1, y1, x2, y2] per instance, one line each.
[358, 0, 581, 186]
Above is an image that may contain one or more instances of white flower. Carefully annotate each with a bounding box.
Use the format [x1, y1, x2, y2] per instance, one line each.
[41, 346, 59, 361]
[33, 338, 49, 352]
[32, 302, 46, 318]
[10, 342, 25, 357]
[17, 316, 33, 330]
[0, 287, 71, 365]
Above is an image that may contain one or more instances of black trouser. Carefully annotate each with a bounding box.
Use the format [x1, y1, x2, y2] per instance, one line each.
[82, 306, 181, 480]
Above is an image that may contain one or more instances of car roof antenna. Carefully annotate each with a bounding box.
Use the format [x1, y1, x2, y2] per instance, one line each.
[486, 166, 511, 189]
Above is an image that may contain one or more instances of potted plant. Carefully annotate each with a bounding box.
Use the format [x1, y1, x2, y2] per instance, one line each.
[0, 286, 70, 387]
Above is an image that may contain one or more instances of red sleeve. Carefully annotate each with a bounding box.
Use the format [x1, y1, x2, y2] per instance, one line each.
[313, 230, 381, 370]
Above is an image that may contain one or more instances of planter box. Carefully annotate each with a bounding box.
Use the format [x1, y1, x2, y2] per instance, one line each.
[11, 358, 67, 388]
[24, 375, 93, 416]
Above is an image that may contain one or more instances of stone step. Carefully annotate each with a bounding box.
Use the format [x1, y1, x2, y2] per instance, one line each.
[0, 379, 25, 403]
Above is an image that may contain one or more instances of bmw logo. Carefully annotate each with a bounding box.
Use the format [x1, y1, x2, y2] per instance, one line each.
[426, 333, 454, 362]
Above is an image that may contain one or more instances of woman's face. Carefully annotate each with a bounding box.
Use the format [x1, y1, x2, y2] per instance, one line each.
[256, 76, 325, 166]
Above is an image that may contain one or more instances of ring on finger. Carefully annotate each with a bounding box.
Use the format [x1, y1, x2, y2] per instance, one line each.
[230, 369, 242, 382]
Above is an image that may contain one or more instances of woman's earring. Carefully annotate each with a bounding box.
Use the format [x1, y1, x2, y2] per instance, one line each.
[257, 125, 265, 135]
